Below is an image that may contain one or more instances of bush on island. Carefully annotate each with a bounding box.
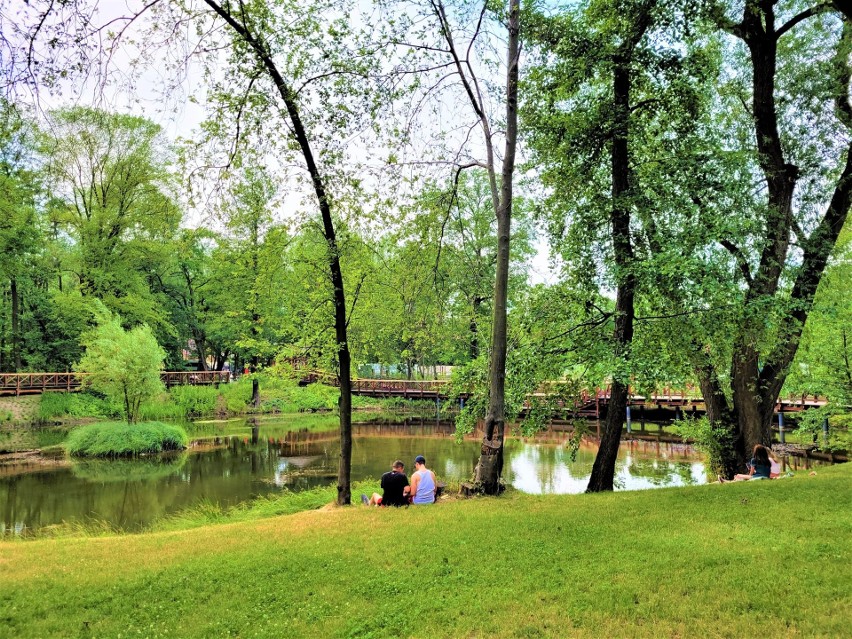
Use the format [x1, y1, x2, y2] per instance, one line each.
[66, 421, 189, 457]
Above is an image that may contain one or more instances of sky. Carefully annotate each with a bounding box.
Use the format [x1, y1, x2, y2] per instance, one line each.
[4, 0, 559, 284]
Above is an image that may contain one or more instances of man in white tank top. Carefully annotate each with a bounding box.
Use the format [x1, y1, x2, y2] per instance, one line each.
[410, 455, 437, 504]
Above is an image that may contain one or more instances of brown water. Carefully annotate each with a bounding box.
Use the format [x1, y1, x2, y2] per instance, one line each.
[0, 415, 728, 535]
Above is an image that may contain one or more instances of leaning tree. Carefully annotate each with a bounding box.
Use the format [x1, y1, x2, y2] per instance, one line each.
[4, 0, 396, 504]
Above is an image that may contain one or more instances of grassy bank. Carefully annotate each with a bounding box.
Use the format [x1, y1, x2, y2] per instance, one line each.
[1, 465, 849, 638]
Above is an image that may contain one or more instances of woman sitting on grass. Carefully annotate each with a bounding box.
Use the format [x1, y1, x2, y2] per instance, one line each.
[721, 444, 773, 482]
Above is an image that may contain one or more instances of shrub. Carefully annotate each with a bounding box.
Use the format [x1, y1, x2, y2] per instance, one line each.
[139, 385, 220, 420]
[673, 416, 736, 477]
[795, 405, 851, 453]
[39, 392, 121, 420]
[65, 421, 188, 457]
[76, 304, 166, 423]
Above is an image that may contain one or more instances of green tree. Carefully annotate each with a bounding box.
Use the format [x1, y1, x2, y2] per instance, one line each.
[523, 0, 697, 491]
[41, 107, 181, 331]
[0, 99, 41, 372]
[76, 305, 166, 424]
[700, 1, 852, 464]
[395, 0, 522, 493]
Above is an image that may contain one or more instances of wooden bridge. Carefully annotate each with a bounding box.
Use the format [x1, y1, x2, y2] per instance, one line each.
[344, 378, 826, 416]
[0, 371, 827, 416]
[0, 371, 230, 397]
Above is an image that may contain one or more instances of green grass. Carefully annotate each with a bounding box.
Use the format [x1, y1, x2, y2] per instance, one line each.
[0, 464, 849, 638]
[150, 484, 356, 533]
[38, 391, 121, 421]
[64, 421, 189, 457]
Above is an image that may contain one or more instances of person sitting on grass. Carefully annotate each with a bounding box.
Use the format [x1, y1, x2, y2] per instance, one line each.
[410, 455, 437, 504]
[768, 448, 782, 478]
[721, 444, 773, 482]
[361, 460, 410, 507]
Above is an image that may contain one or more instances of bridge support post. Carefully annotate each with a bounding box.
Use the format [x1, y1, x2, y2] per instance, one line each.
[435, 397, 440, 417]
[822, 417, 829, 443]
[626, 405, 631, 433]
[778, 412, 785, 444]
[640, 404, 645, 430]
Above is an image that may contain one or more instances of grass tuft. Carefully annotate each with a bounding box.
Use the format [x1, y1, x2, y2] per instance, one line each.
[64, 421, 189, 457]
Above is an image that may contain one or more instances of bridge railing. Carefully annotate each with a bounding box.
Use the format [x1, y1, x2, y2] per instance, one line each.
[0, 371, 230, 396]
[351, 378, 449, 396]
[161, 371, 230, 387]
[0, 372, 83, 394]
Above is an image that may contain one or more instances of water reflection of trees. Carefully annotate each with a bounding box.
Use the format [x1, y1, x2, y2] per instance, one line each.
[624, 456, 698, 487]
[504, 438, 704, 493]
[2, 420, 717, 534]
[71, 454, 188, 482]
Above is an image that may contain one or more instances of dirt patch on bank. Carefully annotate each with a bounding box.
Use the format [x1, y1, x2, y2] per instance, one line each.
[0, 396, 41, 423]
[0, 449, 69, 477]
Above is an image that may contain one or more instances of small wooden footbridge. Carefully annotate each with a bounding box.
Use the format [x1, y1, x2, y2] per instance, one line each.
[0, 371, 230, 396]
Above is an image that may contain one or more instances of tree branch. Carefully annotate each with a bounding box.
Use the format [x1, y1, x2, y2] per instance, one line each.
[775, 3, 832, 40]
[719, 239, 754, 287]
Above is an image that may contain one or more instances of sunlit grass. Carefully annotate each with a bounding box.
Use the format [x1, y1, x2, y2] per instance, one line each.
[64, 421, 188, 456]
[0, 464, 848, 638]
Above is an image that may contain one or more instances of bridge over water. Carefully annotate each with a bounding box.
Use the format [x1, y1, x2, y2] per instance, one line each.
[341, 378, 826, 418]
[0, 372, 826, 418]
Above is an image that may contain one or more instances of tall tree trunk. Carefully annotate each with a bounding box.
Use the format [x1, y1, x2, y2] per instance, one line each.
[721, 7, 852, 460]
[469, 296, 482, 359]
[203, 0, 354, 504]
[587, 59, 636, 493]
[195, 335, 210, 372]
[251, 377, 260, 408]
[471, 0, 520, 495]
[10, 277, 20, 372]
[474, 208, 511, 493]
[694, 350, 740, 478]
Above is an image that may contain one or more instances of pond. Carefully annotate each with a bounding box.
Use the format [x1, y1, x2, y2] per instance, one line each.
[0, 414, 810, 536]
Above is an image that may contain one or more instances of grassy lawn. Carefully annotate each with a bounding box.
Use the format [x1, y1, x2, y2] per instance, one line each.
[0, 465, 849, 638]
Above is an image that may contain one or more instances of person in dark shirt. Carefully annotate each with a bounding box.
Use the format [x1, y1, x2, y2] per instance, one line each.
[361, 460, 410, 506]
[722, 444, 773, 482]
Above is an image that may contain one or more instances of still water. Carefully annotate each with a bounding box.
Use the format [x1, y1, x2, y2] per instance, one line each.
[1, 415, 708, 535]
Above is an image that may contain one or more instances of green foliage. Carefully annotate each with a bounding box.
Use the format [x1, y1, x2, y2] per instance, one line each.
[65, 421, 188, 457]
[42, 107, 180, 332]
[160, 385, 219, 418]
[76, 304, 166, 423]
[673, 416, 736, 477]
[794, 406, 851, 453]
[785, 224, 852, 404]
[38, 391, 121, 420]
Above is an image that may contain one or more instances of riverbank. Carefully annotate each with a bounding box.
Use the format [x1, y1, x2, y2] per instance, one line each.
[1, 463, 849, 638]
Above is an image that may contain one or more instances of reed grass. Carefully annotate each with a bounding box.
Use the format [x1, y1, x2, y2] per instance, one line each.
[64, 421, 189, 457]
